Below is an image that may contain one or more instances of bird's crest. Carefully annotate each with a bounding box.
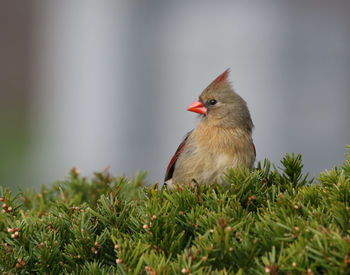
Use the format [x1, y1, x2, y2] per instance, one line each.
[211, 68, 230, 85]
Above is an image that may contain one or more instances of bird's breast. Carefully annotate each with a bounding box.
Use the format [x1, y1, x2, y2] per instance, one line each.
[171, 126, 255, 186]
[216, 153, 235, 169]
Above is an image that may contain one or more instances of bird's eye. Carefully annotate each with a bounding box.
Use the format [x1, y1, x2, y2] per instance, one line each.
[209, 99, 217, 105]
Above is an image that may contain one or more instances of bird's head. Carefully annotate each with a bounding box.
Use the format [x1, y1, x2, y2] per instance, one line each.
[187, 69, 253, 132]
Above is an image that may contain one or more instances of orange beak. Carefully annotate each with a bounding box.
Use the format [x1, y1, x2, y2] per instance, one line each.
[187, 99, 207, 115]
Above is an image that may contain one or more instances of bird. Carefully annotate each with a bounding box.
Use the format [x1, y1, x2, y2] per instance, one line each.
[164, 69, 255, 188]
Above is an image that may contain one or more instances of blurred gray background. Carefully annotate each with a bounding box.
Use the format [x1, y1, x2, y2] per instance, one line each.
[1, 1, 350, 189]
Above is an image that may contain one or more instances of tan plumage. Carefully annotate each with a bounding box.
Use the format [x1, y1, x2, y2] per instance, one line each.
[165, 69, 255, 187]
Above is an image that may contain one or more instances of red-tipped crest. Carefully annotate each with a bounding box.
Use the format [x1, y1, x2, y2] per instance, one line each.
[212, 68, 230, 85]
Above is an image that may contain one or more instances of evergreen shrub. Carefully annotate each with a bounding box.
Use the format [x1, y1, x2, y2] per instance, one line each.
[1, 146, 350, 274]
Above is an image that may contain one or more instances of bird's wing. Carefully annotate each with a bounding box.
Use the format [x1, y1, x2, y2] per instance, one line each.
[253, 143, 256, 156]
[164, 130, 193, 183]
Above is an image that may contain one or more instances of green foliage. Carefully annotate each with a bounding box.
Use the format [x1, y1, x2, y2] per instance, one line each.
[1, 148, 350, 274]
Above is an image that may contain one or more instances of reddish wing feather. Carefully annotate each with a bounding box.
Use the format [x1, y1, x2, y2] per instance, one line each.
[164, 131, 192, 182]
[253, 143, 256, 157]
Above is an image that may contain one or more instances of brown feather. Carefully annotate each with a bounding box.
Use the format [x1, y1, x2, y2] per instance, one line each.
[166, 69, 255, 187]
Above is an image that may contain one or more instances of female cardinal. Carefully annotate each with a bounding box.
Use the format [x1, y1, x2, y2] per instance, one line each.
[164, 69, 255, 188]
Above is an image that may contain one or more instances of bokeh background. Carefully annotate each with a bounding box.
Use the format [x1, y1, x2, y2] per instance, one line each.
[1, 1, 350, 190]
